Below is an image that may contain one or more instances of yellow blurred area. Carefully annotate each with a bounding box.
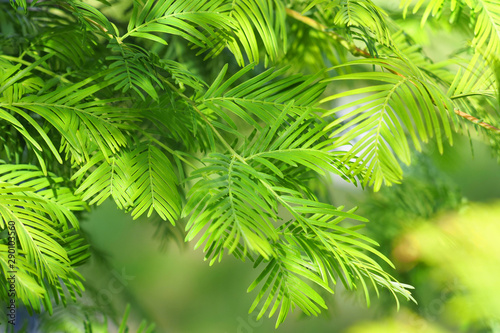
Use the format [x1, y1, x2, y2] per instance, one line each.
[346, 309, 448, 333]
[349, 201, 500, 333]
[407, 202, 500, 326]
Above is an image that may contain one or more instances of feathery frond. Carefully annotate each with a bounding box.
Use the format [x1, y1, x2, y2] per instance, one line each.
[73, 143, 181, 225]
[27, 27, 97, 70]
[449, 52, 497, 101]
[3, 69, 140, 164]
[198, 63, 326, 135]
[322, 58, 454, 190]
[3, 0, 499, 329]
[0, 164, 88, 313]
[121, 0, 233, 48]
[333, 0, 392, 46]
[222, 0, 287, 65]
[105, 41, 163, 100]
[184, 111, 412, 326]
[248, 210, 415, 327]
[469, 0, 500, 60]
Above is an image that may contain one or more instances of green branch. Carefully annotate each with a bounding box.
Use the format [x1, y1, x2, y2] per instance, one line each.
[285, 8, 500, 134]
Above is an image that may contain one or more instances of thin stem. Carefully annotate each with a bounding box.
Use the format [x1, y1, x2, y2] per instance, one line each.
[454, 109, 500, 133]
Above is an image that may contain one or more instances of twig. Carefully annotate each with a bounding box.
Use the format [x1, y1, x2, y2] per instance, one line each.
[285, 8, 500, 134]
[454, 109, 500, 133]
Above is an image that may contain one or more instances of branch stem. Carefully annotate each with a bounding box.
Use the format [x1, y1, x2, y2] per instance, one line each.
[454, 109, 500, 133]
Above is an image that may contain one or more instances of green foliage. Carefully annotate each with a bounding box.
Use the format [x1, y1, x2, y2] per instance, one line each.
[322, 58, 454, 190]
[0, 0, 499, 330]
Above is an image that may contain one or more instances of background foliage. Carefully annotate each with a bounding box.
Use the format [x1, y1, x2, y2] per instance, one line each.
[1, 0, 500, 331]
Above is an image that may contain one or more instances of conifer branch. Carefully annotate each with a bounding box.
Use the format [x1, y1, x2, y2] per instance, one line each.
[285, 8, 500, 135]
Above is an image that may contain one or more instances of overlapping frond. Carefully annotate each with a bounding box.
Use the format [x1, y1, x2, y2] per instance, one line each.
[0, 245, 46, 303]
[105, 41, 163, 100]
[184, 152, 279, 260]
[282, 15, 349, 73]
[160, 59, 208, 92]
[333, 0, 392, 46]
[0, 57, 62, 168]
[62, 0, 115, 37]
[247, 240, 332, 326]
[242, 109, 355, 181]
[71, 151, 131, 208]
[139, 92, 209, 152]
[121, 0, 233, 48]
[197, 63, 326, 135]
[222, 0, 287, 65]
[1, 68, 140, 164]
[248, 209, 414, 327]
[28, 27, 97, 70]
[381, 29, 456, 84]
[291, 0, 391, 54]
[398, 0, 500, 156]
[183, 111, 352, 262]
[184, 111, 413, 326]
[120, 0, 288, 66]
[384, 1, 500, 158]
[448, 52, 500, 156]
[449, 52, 497, 101]
[0, 164, 89, 313]
[321, 58, 454, 190]
[469, 0, 500, 60]
[400, 0, 500, 59]
[0, 164, 87, 230]
[73, 143, 181, 225]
